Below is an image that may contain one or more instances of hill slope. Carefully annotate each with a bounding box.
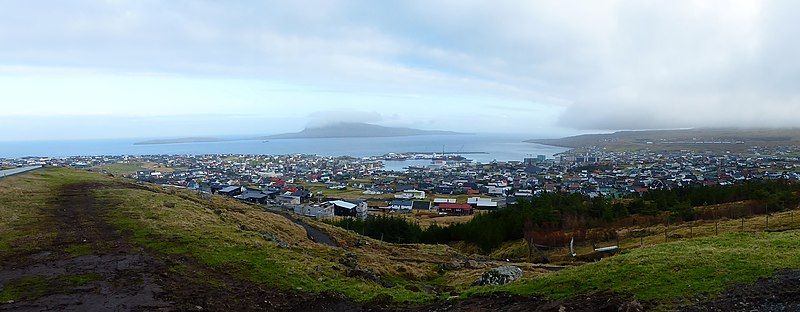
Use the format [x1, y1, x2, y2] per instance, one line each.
[4, 168, 800, 310]
[262, 122, 466, 139]
[529, 128, 800, 152]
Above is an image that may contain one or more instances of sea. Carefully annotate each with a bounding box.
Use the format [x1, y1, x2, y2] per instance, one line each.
[0, 134, 568, 164]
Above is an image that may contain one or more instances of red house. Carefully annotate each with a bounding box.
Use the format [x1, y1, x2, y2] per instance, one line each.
[438, 203, 473, 216]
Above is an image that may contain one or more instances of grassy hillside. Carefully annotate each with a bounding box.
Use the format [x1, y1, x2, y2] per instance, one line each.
[469, 231, 800, 310]
[529, 128, 800, 152]
[0, 168, 544, 308]
[4, 168, 800, 310]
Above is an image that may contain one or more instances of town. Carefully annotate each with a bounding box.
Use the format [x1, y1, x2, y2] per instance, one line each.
[4, 144, 800, 223]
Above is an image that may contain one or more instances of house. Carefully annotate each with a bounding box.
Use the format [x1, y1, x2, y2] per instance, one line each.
[394, 189, 425, 199]
[277, 194, 301, 206]
[433, 198, 456, 207]
[235, 191, 269, 204]
[467, 197, 499, 210]
[388, 200, 413, 212]
[217, 186, 244, 197]
[294, 205, 334, 218]
[411, 200, 431, 210]
[324, 200, 368, 219]
[438, 203, 473, 216]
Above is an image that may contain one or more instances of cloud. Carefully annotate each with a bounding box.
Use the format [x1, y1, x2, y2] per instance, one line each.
[1, 0, 799, 134]
[306, 110, 383, 128]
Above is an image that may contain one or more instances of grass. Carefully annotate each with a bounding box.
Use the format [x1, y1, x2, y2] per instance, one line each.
[491, 205, 800, 263]
[0, 273, 100, 302]
[0, 168, 113, 259]
[64, 244, 94, 257]
[96, 185, 454, 303]
[0, 276, 49, 302]
[8, 167, 800, 308]
[470, 230, 800, 304]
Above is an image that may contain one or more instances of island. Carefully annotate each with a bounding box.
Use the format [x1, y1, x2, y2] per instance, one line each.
[259, 122, 467, 139]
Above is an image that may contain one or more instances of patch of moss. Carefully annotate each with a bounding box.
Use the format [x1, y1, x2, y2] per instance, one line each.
[64, 244, 94, 257]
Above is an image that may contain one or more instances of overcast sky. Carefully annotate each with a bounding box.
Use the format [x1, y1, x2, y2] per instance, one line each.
[1, 0, 799, 141]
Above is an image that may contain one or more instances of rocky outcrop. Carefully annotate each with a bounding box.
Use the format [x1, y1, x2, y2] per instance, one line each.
[474, 266, 523, 286]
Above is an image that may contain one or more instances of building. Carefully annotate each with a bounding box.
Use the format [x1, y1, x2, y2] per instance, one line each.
[411, 200, 431, 210]
[388, 200, 413, 212]
[395, 189, 426, 199]
[294, 205, 334, 218]
[468, 197, 499, 210]
[235, 191, 269, 204]
[438, 203, 473, 216]
[324, 200, 367, 219]
[217, 185, 243, 197]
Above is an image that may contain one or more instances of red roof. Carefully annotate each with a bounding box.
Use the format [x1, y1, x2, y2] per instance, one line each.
[439, 203, 472, 210]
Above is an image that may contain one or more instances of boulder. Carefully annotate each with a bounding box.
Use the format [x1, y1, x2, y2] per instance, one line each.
[474, 265, 523, 286]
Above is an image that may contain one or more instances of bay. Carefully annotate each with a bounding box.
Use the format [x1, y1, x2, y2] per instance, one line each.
[0, 134, 567, 162]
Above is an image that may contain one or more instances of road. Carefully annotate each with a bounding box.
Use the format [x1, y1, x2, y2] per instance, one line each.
[0, 165, 42, 179]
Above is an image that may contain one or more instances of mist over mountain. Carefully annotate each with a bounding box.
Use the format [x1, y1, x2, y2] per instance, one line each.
[260, 122, 466, 139]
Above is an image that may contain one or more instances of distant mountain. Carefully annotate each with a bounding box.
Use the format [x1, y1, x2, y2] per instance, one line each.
[260, 122, 466, 139]
[527, 128, 800, 152]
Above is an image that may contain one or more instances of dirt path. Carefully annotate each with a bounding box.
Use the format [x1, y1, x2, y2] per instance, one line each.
[1, 183, 173, 311]
[0, 182, 368, 311]
[290, 218, 340, 247]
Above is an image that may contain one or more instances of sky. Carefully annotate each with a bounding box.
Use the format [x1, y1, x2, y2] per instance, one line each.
[1, 0, 799, 141]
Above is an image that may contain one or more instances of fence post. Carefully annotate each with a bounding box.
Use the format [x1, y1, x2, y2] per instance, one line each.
[689, 222, 693, 238]
[741, 210, 745, 232]
[665, 221, 669, 242]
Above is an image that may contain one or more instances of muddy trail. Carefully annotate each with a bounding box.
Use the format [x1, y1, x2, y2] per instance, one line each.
[0, 183, 366, 311]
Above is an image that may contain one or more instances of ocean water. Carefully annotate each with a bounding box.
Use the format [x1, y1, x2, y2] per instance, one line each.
[0, 134, 568, 163]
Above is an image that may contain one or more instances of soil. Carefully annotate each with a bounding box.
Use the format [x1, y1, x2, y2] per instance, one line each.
[682, 269, 800, 312]
[410, 293, 640, 312]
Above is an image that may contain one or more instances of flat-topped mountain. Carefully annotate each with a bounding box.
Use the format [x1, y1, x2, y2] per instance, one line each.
[261, 122, 466, 139]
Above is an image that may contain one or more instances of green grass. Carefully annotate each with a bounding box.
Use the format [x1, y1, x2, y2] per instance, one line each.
[61, 273, 102, 286]
[0, 168, 113, 259]
[91, 163, 145, 176]
[0, 276, 49, 302]
[9, 168, 800, 308]
[97, 187, 442, 303]
[468, 231, 800, 303]
[0, 274, 102, 302]
[64, 244, 94, 257]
